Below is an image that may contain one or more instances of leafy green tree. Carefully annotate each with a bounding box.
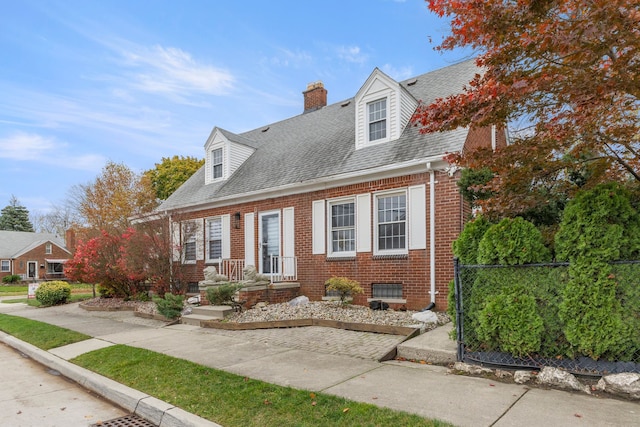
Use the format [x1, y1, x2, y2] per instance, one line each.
[0, 195, 34, 232]
[144, 155, 204, 200]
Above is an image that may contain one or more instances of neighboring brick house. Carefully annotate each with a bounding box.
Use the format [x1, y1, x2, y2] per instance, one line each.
[157, 60, 506, 310]
[0, 231, 71, 281]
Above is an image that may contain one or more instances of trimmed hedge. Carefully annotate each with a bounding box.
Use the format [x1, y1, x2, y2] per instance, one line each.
[35, 281, 71, 306]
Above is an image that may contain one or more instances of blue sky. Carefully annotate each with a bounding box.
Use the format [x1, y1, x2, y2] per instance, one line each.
[0, 0, 469, 215]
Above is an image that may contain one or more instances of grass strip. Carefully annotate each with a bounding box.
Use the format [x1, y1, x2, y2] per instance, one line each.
[3, 293, 95, 307]
[74, 345, 453, 427]
[0, 313, 90, 349]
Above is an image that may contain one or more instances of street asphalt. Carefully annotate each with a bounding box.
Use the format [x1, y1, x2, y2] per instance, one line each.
[0, 299, 638, 427]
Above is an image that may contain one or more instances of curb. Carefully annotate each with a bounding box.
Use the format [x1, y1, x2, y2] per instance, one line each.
[0, 332, 221, 427]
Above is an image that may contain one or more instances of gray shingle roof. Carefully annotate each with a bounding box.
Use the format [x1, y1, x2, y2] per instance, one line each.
[0, 231, 68, 259]
[159, 59, 478, 211]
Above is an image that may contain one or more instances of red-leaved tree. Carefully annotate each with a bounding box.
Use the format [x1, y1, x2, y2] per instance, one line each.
[415, 0, 640, 217]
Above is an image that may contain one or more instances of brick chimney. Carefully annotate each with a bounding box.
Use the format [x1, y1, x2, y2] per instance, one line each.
[303, 81, 327, 113]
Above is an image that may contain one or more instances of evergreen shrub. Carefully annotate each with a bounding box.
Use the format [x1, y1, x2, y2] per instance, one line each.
[206, 283, 242, 306]
[153, 293, 184, 319]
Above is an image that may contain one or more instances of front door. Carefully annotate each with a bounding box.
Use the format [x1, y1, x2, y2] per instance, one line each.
[27, 261, 37, 280]
[259, 211, 280, 275]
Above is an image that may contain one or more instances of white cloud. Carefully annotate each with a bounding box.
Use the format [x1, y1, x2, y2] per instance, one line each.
[336, 45, 368, 64]
[120, 45, 235, 96]
[0, 131, 106, 171]
[0, 132, 57, 160]
[381, 64, 415, 81]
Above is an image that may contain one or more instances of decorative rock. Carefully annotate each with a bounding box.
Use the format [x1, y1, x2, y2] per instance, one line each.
[596, 373, 640, 400]
[537, 367, 590, 394]
[495, 369, 513, 379]
[288, 295, 310, 307]
[254, 302, 269, 309]
[514, 370, 533, 384]
[412, 310, 438, 324]
[452, 362, 493, 375]
[187, 295, 201, 305]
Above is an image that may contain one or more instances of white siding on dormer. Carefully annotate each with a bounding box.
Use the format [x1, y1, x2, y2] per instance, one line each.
[229, 141, 254, 176]
[400, 88, 418, 133]
[354, 69, 418, 150]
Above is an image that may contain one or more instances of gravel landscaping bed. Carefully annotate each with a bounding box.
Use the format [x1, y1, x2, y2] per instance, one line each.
[81, 297, 450, 329]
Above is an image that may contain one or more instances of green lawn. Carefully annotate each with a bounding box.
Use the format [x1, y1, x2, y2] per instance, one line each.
[74, 345, 452, 427]
[3, 293, 94, 306]
[0, 313, 90, 349]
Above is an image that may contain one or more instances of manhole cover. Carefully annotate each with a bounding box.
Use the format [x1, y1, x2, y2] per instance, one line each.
[91, 413, 156, 427]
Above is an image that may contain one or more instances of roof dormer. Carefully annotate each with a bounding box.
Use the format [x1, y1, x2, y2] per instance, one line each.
[354, 68, 418, 150]
[204, 127, 256, 185]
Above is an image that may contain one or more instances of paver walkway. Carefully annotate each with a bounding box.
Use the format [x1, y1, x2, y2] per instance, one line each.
[211, 325, 405, 360]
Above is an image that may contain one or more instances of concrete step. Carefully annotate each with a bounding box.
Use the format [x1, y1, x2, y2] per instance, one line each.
[191, 305, 233, 318]
[396, 322, 457, 365]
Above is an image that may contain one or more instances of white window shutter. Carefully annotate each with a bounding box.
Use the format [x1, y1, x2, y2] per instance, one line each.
[244, 213, 255, 267]
[195, 218, 205, 260]
[171, 221, 180, 261]
[221, 214, 231, 259]
[312, 200, 325, 254]
[283, 207, 295, 257]
[283, 207, 295, 276]
[408, 184, 427, 250]
[356, 193, 371, 252]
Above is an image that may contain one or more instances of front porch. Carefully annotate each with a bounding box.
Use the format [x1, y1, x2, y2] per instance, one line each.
[198, 256, 300, 309]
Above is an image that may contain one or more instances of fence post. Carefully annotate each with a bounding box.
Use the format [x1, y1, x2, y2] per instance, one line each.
[453, 257, 464, 362]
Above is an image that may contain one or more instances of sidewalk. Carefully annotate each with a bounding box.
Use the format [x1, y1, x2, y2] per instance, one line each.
[1, 300, 638, 427]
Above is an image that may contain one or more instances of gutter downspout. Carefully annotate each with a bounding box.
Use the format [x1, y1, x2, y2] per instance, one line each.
[429, 168, 436, 307]
[421, 165, 437, 312]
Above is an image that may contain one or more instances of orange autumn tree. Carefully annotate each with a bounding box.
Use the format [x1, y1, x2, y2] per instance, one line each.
[415, 0, 640, 218]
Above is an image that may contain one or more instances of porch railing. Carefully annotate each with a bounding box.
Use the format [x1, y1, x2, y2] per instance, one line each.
[221, 259, 245, 282]
[270, 255, 297, 283]
[220, 257, 298, 284]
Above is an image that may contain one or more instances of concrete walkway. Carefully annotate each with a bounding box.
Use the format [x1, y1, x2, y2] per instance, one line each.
[1, 301, 638, 427]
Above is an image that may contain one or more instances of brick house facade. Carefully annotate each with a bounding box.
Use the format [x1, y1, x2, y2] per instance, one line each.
[157, 60, 506, 310]
[0, 231, 71, 281]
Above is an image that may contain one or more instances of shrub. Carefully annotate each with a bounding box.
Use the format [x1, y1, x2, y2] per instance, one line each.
[206, 283, 242, 305]
[2, 274, 22, 284]
[35, 281, 71, 306]
[477, 217, 551, 265]
[325, 276, 364, 303]
[555, 183, 640, 360]
[453, 214, 492, 264]
[153, 293, 184, 319]
[476, 285, 544, 357]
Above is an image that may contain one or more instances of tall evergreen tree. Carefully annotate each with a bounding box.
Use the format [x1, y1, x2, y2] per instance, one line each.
[0, 195, 34, 232]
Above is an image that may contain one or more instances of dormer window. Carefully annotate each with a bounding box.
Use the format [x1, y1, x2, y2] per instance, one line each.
[212, 148, 223, 179]
[368, 99, 387, 141]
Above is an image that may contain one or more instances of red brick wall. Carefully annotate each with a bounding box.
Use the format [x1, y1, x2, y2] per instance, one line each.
[1, 243, 71, 281]
[173, 170, 466, 311]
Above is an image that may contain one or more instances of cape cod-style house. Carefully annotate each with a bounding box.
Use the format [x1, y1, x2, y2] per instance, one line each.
[157, 60, 506, 310]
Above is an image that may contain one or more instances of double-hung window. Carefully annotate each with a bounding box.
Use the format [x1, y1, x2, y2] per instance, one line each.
[206, 217, 223, 261]
[375, 192, 407, 254]
[182, 222, 197, 262]
[368, 98, 387, 142]
[1, 260, 9, 272]
[45, 243, 52, 254]
[212, 148, 223, 179]
[329, 200, 355, 256]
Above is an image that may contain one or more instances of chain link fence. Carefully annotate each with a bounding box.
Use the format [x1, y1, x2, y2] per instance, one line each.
[454, 259, 640, 375]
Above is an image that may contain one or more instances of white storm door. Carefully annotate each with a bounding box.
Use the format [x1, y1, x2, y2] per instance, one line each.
[259, 211, 280, 275]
